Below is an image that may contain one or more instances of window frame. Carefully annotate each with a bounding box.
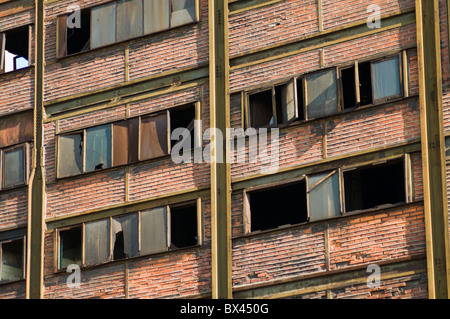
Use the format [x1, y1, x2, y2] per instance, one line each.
[56, 0, 200, 59]
[56, 199, 202, 270]
[0, 234, 26, 284]
[369, 53, 404, 105]
[0, 25, 32, 75]
[0, 143, 30, 190]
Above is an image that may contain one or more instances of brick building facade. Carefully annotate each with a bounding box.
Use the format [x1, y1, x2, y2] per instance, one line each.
[0, 0, 448, 299]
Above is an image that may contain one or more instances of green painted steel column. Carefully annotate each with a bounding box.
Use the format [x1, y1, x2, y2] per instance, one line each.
[209, 0, 232, 299]
[415, 0, 450, 299]
[27, 0, 45, 299]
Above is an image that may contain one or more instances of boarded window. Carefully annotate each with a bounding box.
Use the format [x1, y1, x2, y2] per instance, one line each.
[0, 238, 24, 282]
[140, 207, 168, 255]
[372, 56, 401, 102]
[0, 26, 30, 74]
[308, 171, 340, 222]
[112, 118, 139, 166]
[248, 90, 274, 128]
[140, 113, 169, 160]
[144, 0, 170, 34]
[91, 2, 117, 49]
[85, 124, 112, 172]
[112, 213, 139, 260]
[343, 159, 405, 213]
[171, 0, 197, 27]
[2, 146, 26, 188]
[59, 227, 82, 269]
[170, 203, 197, 249]
[85, 219, 110, 266]
[0, 110, 33, 149]
[249, 181, 307, 232]
[58, 134, 83, 178]
[306, 69, 338, 119]
[117, 0, 144, 42]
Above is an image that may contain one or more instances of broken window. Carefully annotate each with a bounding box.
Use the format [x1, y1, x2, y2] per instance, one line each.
[112, 213, 139, 260]
[0, 25, 31, 74]
[140, 112, 169, 160]
[308, 171, 341, 222]
[112, 118, 139, 166]
[85, 124, 112, 172]
[140, 206, 168, 255]
[171, 0, 198, 28]
[248, 181, 308, 232]
[57, 0, 199, 58]
[358, 61, 373, 106]
[371, 56, 402, 103]
[305, 68, 339, 119]
[0, 237, 25, 282]
[59, 227, 82, 269]
[85, 219, 110, 266]
[343, 159, 406, 213]
[170, 202, 198, 249]
[58, 133, 84, 178]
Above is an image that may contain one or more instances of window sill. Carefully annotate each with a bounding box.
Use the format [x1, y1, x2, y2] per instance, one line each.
[0, 65, 33, 78]
[0, 278, 25, 287]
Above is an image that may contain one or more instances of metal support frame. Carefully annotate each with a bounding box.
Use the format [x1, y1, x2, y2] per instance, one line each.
[209, 0, 232, 299]
[26, 0, 45, 299]
[415, 0, 450, 299]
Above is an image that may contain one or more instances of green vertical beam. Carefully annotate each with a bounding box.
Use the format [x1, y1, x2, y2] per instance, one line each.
[209, 0, 232, 299]
[26, 0, 45, 299]
[415, 0, 450, 299]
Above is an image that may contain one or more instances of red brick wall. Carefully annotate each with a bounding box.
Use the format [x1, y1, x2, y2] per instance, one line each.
[0, 190, 28, 231]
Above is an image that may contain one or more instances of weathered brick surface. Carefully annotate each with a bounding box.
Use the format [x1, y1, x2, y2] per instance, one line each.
[0, 189, 28, 231]
[0, 281, 26, 299]
[229, 0, 319, 56]
[322, 0, 414, 31]
[325, 101, 420, 158]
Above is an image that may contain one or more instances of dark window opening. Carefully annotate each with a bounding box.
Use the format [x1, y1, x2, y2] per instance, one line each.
[113, 231, 126, 261]
[170, 104, 196, 150]
[296, 78, 305, 121]
[249, 90, 274, 128]
[170, 203, 198, 249]
[59, 227, 82, 269]
[341, 66, 357, 110]
[1, 26, 30, 73]
[67, 9, 91, 55]
[358, 62, 373, 106]
[344, 159, 405, 212]
[1, 238, 24, 282]
[249, 181, 307, 232]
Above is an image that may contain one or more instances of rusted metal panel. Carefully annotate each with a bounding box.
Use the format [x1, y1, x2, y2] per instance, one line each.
[117, 0, 143, 42]
[308, 171, 340, 222]
[58, 134, 83, 178]
[171, 0, 197, 27]
[0, 110, 33, 148]
[140, 113, 168, 160]
[91, 2, 117, 49]
[306, 68, 338, 119]
[85, 124, 112, 172]
[3, 146, 25, 188]
[143, 0, 170, 34]
[85, 219, 110, 266]
[281, 78, 298, 123]
[113, 118, 138, 166]
[56, 16, 67, 58]
[140, 207, 168, 255]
